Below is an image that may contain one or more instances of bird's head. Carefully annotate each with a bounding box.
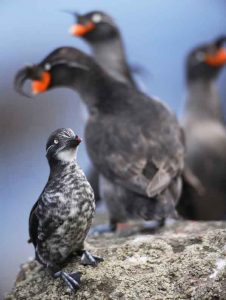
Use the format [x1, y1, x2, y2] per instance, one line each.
[68, 11, 119, 42]
[186, 36, 226, 82]
[14, 47, 91, 97]
[46, 128, 82, 163]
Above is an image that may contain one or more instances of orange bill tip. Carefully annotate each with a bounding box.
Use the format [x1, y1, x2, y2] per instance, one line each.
[69, 22, 95, 36]
[205, 48, 226, 66]
[31, 71, 51, 95]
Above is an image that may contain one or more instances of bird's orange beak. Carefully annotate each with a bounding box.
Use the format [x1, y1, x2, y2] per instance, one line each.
[69, 22, 95, 36]
[205, 48, 226, 66]
[32, 71, 51, 95]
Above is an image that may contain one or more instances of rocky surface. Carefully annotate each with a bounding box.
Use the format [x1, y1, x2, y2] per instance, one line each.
[5, 221, 226, 300]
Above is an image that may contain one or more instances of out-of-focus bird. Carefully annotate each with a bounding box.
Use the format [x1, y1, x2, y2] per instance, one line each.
[27, 128, 102, 291]
[67, 11, 199, 223]
[68, 11, 139, 206]
[178, 36, 226, 220]
[15, 47, 185, 232]
[67, 11, 136, 206]
[67, 10, 156, 208]
[68, 10, 137, 87]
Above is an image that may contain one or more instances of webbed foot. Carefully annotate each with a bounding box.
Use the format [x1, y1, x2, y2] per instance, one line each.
[54, 271, 81, 292]
[81, 250, 104, 267]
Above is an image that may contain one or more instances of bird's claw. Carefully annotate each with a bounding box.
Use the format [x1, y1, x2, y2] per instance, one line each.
[54, 271, 81, 292]
[81, 250, 104, 267]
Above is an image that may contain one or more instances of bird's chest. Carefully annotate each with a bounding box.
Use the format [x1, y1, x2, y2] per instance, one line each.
[57, 181, 94, 220]
[85, 114, 144, 169]
[45, 167, 95, 222]
[85, 116, 109, 159]
[46, 183, 94, 249]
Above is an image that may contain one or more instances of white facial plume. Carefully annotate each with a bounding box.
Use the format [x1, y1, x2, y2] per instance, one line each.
[57, 148, 77, 162]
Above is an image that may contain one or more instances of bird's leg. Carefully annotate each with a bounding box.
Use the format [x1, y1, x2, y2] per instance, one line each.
[88, 219, 117, 236]
[79, 250, 104, 267]
[35, 256, 81, 292]
[51, 265, 81, 292]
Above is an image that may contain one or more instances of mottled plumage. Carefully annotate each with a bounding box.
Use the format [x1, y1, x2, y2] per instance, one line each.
[178, 36, 226, 220]
[28, 128, 102, 291]
[15, 47, 185, 231]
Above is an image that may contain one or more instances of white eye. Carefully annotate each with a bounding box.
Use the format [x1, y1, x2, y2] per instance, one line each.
[195, 51, 205, 62]
[44, 63, 51, 71]
[54, 139, 59, 144]
[92, 13, 102, 23]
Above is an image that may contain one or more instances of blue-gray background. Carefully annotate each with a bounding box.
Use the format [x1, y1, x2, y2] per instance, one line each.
[1, 0, 226, 297]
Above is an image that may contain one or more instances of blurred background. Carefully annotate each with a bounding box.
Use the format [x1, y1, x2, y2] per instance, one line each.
[1, 0, 226, 297]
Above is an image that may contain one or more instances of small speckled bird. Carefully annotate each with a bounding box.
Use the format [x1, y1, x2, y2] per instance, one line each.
[28, 128, 103, 291]
[68, 10, 137, 87]
[15, 47, 185, 232]
[178, 36, 226, 220]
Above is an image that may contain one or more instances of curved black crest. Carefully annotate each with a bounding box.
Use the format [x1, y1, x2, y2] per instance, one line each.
[14, 65, 43, 98]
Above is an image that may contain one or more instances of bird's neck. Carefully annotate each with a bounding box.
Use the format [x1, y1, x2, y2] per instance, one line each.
[184, 79, 223, 123]
[91, 36, 132, 85]
[48, 159, 77, 177]
[48, 159, 87, 191]
[70, 64, 127, 114]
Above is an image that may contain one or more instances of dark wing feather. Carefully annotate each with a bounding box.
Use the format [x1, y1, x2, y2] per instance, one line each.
[86, 96, 184, 198]
[28, 191, 62, 246]
[28, 183, 49, 246]
[28, 200, 39, 247]
[35, 195, 65, 243]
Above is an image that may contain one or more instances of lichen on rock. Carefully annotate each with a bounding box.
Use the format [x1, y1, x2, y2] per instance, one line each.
[5, 222, 226, 300]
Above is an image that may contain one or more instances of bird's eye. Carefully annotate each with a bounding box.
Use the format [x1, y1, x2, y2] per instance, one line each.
[54, 139, 59, 144]
[195, 51, 205, 62]
[44, 63, 51, 71]
[92, 14, 102, 23]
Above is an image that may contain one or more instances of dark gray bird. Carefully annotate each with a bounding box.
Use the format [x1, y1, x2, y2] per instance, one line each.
[178, 36, 226, 220]
[28, 128, 102, 291]
[68, 11, 152, 208]
[68, 11, 199, 223]
[15, 47, 185, 232]
[68, 10, 137, 87]
[68, 10, 139, 206]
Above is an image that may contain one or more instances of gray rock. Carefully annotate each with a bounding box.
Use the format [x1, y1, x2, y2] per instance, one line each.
[5, 222, 226, 300]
